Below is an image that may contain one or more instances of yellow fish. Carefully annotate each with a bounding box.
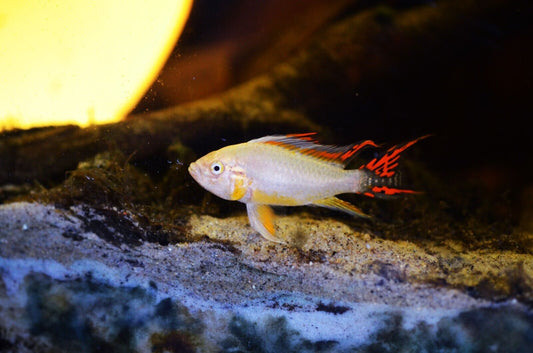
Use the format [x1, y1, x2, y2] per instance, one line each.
[188, 133, 426, 242]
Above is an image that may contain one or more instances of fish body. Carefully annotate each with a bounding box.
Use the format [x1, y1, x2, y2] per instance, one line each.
[188, 133, 426, 242]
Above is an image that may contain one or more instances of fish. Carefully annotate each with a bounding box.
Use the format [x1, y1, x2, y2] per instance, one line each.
[188, 133, 427, 242]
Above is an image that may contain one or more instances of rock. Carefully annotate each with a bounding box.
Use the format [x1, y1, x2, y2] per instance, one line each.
[1, 202, 532, 352]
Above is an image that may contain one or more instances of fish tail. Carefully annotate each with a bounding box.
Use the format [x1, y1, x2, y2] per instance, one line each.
[356, 135, 429, 197]
[357, 169, 415, 198]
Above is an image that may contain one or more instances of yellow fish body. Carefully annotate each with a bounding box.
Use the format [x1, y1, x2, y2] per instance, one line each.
[188, 133, 425, 242]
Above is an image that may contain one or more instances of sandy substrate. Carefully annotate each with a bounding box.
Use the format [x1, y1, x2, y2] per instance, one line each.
[2, 202, 531, 352]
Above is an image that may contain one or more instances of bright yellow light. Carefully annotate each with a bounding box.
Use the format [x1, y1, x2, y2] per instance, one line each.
[0, 0, 192, 130]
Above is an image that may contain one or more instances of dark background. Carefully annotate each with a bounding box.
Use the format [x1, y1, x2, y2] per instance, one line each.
[134, 0, 533, 203]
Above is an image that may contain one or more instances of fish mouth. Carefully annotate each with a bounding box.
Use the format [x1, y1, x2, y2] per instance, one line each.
[188, 162, 201, 181]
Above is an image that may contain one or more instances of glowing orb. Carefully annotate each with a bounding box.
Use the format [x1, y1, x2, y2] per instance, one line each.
[0, 0, 193, 129]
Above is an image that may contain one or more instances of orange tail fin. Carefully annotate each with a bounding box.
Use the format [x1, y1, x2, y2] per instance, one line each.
[358, 135, 429, 197]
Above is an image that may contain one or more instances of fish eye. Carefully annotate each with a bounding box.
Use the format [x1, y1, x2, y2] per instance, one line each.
[210, 161, 224, 175]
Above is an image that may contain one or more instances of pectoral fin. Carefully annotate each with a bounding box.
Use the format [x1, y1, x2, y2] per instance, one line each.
[246, 203, 282, 242]
[313, 197, 369, 218]
[230, 175, 248, 200]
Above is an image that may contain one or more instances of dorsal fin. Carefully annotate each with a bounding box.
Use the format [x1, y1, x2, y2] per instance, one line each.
[249, 133, 378, 167]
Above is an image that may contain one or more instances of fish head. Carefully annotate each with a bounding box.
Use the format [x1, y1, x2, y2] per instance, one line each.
[188, 148, 244, 201]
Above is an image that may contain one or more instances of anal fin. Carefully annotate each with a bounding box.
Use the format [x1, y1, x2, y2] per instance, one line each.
[313, 197, 369, 218]
[246, 203, 282, 242]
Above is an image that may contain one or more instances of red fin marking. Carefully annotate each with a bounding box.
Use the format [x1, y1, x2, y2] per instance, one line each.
[361, 135, 428, 177]
[286, 132, 318, 141]
[254, 134, 379, 166]
[358, 135, 429, 198]
[340, 140, 379, 161]
[300, 139, 378, 164]
[303, 149, 343, 160]
[264, 140, 297, 150]
[371, 186, 420, 196]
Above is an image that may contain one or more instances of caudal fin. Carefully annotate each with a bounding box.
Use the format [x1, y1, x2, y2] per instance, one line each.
[358, 135, 429, 198]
